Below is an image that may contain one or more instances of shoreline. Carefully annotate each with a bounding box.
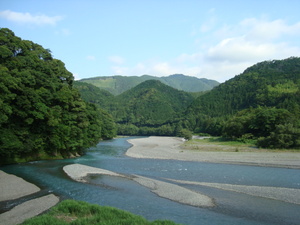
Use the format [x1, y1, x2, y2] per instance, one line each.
[126, 136, 300, 169]
[0, 170, 59, 225]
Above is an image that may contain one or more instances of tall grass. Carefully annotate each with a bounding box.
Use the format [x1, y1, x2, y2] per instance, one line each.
[23, 200, 180, 225]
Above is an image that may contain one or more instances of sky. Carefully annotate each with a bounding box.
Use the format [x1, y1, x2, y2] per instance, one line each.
[1, 0, 300, 83]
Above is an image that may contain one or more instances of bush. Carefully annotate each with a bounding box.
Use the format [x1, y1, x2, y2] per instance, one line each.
[179, 129, 193, 140]
[257, 123, 300, 149]
[23, 200, 180, 225]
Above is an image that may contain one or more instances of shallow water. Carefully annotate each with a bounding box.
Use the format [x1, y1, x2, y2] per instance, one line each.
[1, 137, 300, 225]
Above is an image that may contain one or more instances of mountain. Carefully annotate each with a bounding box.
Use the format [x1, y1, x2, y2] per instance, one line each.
[185, 57, 300, 148]
[79, 74, 219, 95]
[187, 57, 300, 118]
[115, 80, 195, 126]
[73, 81, 115, 109]
[74, 79, 195, 127]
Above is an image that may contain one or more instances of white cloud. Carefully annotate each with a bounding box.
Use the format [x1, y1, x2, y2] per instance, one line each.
[112, 17, 300, 83]
[108, 55, 125, 64]
[207, 37, 277, 62]
[0, 10, 63, 26]
[240, 18, 300, 41]
[201, 18, 300, 81]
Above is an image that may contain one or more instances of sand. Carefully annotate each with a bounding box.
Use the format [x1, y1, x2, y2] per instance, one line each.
[126, 136, 300, 169]
[63, 164, 215, 207]
[167, 179, 300, 205]
[0, 170, 40, 202]
[0, 194, 59, 225]
[0, 170, 59, 225]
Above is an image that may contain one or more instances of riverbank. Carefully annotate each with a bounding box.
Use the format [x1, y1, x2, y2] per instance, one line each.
[126, 136, 300, 169]
[0, 170, 59, 225]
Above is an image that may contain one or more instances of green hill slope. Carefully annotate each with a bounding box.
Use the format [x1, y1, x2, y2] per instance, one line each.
[187, 57, 300, 117]
[185, 57, 300, 148]
[115, 80, 195, 126]
[73, 81, 115, 109]
[79, 74, 219, 95]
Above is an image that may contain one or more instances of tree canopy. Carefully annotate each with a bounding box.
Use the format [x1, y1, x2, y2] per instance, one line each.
[184, 57, 300, 148]
[0, 28, 116, 165]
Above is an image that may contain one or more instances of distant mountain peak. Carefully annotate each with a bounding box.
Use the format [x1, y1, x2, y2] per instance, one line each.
[79, 74, 219, 95]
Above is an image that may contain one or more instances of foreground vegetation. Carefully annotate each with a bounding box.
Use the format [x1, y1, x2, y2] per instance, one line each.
[23, 200, 179, 225]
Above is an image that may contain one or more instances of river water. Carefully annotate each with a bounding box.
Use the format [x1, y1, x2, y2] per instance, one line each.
[1, 137, 300, 225]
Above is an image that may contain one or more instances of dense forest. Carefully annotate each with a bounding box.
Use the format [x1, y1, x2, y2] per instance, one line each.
[77, 58, 300, 149]
[185, 57, 300, 148]
[79, 74, 219, 95]
[0, 28, 116, 165]
[75, 80, 195, 138]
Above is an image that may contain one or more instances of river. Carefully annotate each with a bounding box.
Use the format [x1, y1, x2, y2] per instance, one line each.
[1, 137, 300, 225]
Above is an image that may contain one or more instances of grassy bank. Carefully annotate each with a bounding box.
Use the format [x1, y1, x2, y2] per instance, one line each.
[182, 137, 299, 152]
[23, 200, 180, 225]
[181, 137, 259, 152]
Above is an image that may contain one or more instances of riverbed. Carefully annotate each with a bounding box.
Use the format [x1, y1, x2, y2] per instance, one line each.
[1, 137, 300, 225]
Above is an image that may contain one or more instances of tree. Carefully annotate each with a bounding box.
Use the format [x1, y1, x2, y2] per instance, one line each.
[0, 28, 116, 164]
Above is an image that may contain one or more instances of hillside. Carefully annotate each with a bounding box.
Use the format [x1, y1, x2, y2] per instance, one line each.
[115, 80, 195, 126]
[185, 57, 300, 148]
[74, 79, 195, 135]
[79, 74, 219, 95]
[187, 57, 300, 117]
[73, 81, 115, 109]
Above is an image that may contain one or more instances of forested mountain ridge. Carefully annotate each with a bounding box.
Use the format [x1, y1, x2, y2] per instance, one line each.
[185, 57, 300, 148]
[75, 79, 195, 136]
[73, 81, 115, 109]
[0, 28, 116, 165]
[187, 57, 300, 117]
[74, 57, 300, 148]
[115, 80, 194, 126]
[79, 74, 219, 95]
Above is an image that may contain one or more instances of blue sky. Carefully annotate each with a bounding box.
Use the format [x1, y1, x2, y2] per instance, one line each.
[1, 0, 300, 82]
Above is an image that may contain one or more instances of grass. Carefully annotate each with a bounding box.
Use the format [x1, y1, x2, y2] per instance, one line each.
[182, 136, 299, 152]
[188, 137, 255, 147]
[22, 200, 180, 225]
[180, 136, 258, 152]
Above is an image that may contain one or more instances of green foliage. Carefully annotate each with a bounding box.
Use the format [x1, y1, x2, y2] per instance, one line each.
[178, 129, 192, 140]
[0, 28, 116, 164]
[115, 80, 194, 127]
[222, 107, 300, 149]
[257, 123, 300, 149]
[183, 57, 300, 148]
[23, 200, 180, 225]
[79, 74, 219, 95]
[76, 79, 195, 136]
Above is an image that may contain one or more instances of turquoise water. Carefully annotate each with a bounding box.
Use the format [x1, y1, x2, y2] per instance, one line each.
[1, 137, 300, 225]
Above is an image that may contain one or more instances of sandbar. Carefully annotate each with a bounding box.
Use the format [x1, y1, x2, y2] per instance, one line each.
[0, 170, 40, 201]
[63, 164, 214, 207]
[0, 194, 59, 225]
[126, 136, 300, 168]
[0, 170, 59, 225]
